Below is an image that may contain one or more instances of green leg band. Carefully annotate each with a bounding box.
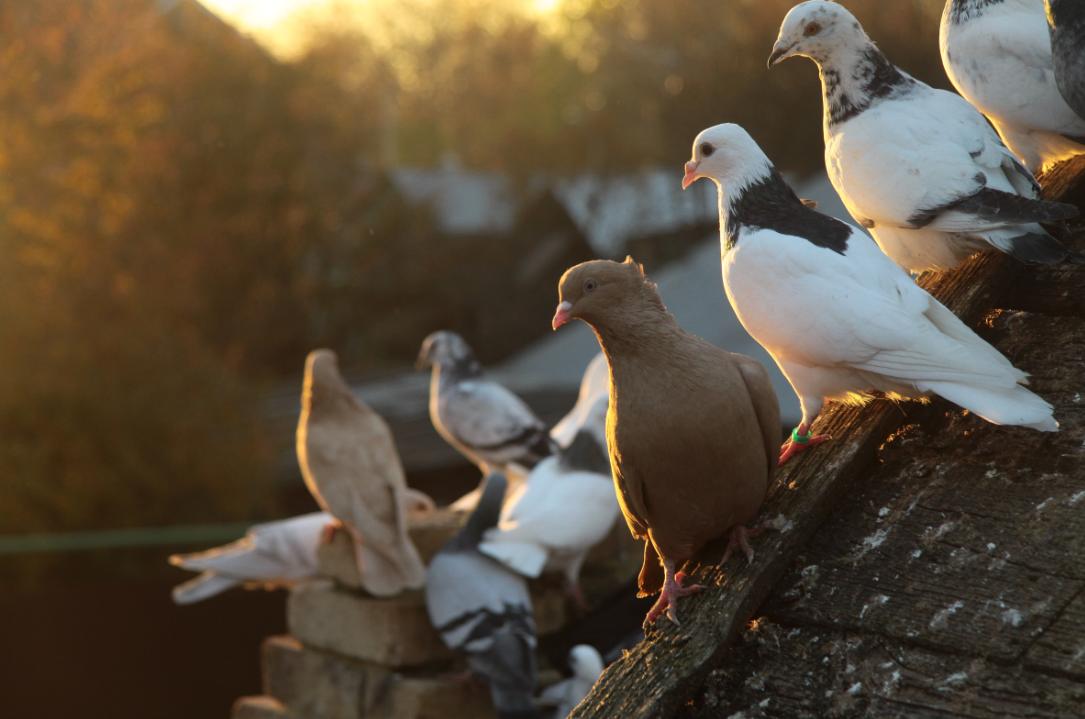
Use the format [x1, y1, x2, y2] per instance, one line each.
[791, 427, 812, 444]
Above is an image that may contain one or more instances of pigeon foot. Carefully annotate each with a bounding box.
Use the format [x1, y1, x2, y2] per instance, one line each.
[720, 524, 763, 566]
[566, 582, 590, 613]
[778, 423, 831, 466]
[320, 520, 342, 545]
[644, 569, 704, 627]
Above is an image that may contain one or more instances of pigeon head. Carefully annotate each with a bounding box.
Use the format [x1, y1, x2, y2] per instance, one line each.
[552, 258, 664, 333]
[568, 645, 604, 681]
[682, 124, 773, 192]
[416, 331, 480, 375]
[303, 349, 359, 410]
[768, 1, 868, 68]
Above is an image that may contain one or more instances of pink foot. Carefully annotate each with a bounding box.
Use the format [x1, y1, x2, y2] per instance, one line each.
[567, 582, 590, 612]
[644, 570, 704, 626]
[720, 525, 763, 566]
[778, 424, 831, 466]
[320, 521, 342, 544]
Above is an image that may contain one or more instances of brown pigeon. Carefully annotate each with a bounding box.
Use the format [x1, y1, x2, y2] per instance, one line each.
[552, 258, 780, 624]
[296, 349, 427, 596]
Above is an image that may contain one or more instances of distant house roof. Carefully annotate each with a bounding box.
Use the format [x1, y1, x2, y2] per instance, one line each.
[389, 162, 519, 235]
[553, 170, 719, 256]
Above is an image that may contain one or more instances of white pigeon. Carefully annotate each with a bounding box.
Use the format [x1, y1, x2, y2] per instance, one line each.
[418, 331, 556, 476]
[169, 512, 329, 604]
[425, 474, 540, 719]
[537, 645, 604, 719]
[297, 349, 428, 597]
[769, 0, 1078, 273]
[549, 352, 608, 451]
[682, 123, 1058, 465]
[940, 0, 1085, 173]
[1047, 0, 1085, 121]
[478, 428, 618, 608]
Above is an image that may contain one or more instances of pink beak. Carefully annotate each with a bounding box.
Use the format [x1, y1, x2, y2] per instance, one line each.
[681, 160, 700, 190]
[552, 301, 573, 331]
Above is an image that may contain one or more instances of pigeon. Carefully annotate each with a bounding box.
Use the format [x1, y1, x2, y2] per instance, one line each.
[425, 473, 541, 719]
[478, 428, 619, 608]
[537, 645, 604, 719]
[552, 259, 780, 624]
[297, 349, 427, 597]
[418, 331, 556, 476]
[169, 512, 330, 604]
[1047, 0, 1085, 121]
[940, 0, 1085, 173]
[681, 123, 1059, 465]
[768, 0, 1078, 273]
[549, 351, 608, 452]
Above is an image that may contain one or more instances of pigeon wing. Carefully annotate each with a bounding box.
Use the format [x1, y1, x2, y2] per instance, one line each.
[443, 381, 551, 458]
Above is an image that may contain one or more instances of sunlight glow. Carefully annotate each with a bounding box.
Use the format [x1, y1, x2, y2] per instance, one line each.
[198, 0, 326, 31]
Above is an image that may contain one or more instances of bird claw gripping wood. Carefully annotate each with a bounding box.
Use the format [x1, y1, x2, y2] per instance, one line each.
[720, 525, 763, 566]
[644, 571, 705, 627]
[778, 425, 831, 466]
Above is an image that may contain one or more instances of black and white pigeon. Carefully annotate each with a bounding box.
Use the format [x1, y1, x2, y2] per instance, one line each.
[425, 473, 540, 719]
[1047, 0, 1085, 121]
[940, 0, 1085, 173]
[418, 331, 556, 476]
[478, 427, 618, 609]
[682, 123, 1058, 465]
[769, 0, 1078, 273]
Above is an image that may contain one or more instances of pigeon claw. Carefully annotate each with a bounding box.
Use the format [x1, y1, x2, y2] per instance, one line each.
[320, 520, 342, 545]
[778, 425, 831, 466]
[720, 525, 763, 566]
[644, 571, 704, 627]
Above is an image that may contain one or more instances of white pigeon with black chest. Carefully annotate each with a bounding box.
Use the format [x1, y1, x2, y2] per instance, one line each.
[940, 0, 1085, 173]
[769, 0, 1077, 274]
[418, 331, 556, 476]
[682, 124, 1058, 462]
[425, 474, 540, 719]
[1047, 0, 1085, 122]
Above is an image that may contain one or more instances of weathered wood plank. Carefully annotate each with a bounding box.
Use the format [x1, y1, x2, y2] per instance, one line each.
[678, 620, 1085, 719]
[569, 167, 1085, 719]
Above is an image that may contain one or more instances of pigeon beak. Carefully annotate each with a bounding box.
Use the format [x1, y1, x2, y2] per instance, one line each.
[551, 301, 573, 331]
[681, 160, 700, 190]
[767, 41, 793, 68]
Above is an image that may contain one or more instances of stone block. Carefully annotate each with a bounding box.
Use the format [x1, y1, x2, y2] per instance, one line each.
[232, 696, 286, 719]
[317, 508, 464, 590]
[371, 675, 498, 719]
[287, 581, 453, 667]
[263, 635, 390, 719]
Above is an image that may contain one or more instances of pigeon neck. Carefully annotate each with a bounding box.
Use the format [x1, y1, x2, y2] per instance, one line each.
[588, 296, 681, 362]
[434, 356, 482, 388]
[947, 0, 1005, 24]
[818, 41, 913, 129]
[716, 163, 783, 251]
[453, 479, 505, 548]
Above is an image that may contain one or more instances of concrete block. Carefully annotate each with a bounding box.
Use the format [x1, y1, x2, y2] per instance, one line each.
[263, 635, 390, 719]
[317, 508, 464, 590]
[232, 696, 287, 719]
[372, 675, 498, 719]
[287, 581, 453, 667]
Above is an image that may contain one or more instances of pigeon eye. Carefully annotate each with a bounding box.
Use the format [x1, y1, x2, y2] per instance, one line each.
[584, 278, 598, 293]
[700, 143, 715, 158]
[803, 21, 822, 36]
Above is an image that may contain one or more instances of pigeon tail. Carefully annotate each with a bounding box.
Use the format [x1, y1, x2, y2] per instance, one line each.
[350, 531, 426, 596]
[171, 572, 240, 604]
[985, 227, 1074, 265]
[478, 540, 549, 579]
[920, 380, 1058, 431]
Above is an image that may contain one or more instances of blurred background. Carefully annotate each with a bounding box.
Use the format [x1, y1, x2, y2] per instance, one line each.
[0, 1, 947, 716]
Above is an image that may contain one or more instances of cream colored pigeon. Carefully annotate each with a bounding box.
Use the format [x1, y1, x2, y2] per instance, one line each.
[296, 349, 426, 596]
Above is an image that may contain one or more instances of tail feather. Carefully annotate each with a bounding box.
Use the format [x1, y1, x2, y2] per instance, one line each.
[920, 381, 1058, 432]
[985, 228, 1074, 265]
[350, 531, 427, 596]
[171, 572, 240, 604]
[478, 539, 549, 578]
